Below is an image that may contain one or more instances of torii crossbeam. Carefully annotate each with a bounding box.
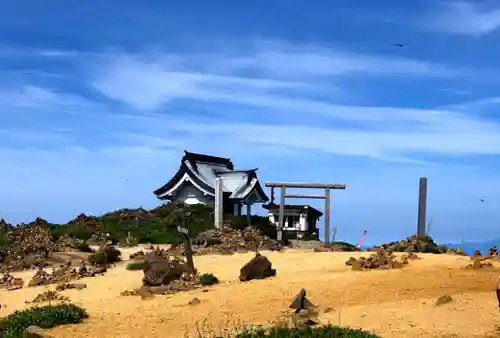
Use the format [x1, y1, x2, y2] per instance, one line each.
[265, 182, 347, 244]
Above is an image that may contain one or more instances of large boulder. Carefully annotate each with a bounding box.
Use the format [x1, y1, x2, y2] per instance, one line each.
[239, 253, 276, 282]
[23, 325, 53, 338]
[193, 230, 223, 247]
[142, 257, 192, 286]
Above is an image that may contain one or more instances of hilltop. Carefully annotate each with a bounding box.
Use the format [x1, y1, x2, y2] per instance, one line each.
[0, 203, 275, 248]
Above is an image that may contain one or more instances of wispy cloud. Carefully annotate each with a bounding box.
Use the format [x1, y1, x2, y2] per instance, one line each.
[222, 42, 463, 78]
[419, 1, 500, 36]
[0, 85, 93, 111]
[74, 42, 499, 162]
[0, 40, 493, 164]
[89, 53, 315, 111]
[114, 112, 500, 162]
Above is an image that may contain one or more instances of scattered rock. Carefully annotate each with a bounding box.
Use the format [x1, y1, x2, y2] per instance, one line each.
[436, 295, 453, 306]
[345, 250, 410, 270]
[239, 252, 276, 282]
[29, 290, 68, 304]
[193, 226, 282, 255]
[406, 251, 420, 260]
[290, 309, 319, 327]
[91, 266, 107, 274]
[188, 297, 201, 305]
[55, 282, 87, 291]
[466, 256, 493, 269]
[129, 250, 146, 260]
[23, 325, 53, 338]
[142, 255, 194, 287]
[0, 273, 24, 290]
[370, 235, 449, 254]
[0, 221, 69, 273]
[27, 260, 97, 287]
[123, 250, 207, 298]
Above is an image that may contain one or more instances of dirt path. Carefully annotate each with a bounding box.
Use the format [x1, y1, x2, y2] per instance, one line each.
[1, 251, 499, 338]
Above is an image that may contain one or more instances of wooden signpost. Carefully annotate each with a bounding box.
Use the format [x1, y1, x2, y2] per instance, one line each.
[176, 225, 195, 274]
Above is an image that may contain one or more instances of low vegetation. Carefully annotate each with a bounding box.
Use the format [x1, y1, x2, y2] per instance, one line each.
[88, 246, 122, 266]
[199, 273, 219, 286]
[331, 241, 359, 251]
[74, 243, 94, 253]
[126, 261, 147, 271]
[214, 325, 380, 338]
[0, 303, 88, 338]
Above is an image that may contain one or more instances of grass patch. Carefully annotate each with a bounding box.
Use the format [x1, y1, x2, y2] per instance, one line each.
[199, 273, 219, 286]
[126, 261, 147, 271]
[0, 303, 88, 338]
[230, 325, 380, 337]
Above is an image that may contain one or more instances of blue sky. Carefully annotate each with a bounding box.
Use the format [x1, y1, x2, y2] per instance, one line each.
[2, 0, 500, 245]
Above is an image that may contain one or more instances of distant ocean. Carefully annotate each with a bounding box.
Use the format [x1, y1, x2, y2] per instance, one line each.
[444, 240, 500, 256]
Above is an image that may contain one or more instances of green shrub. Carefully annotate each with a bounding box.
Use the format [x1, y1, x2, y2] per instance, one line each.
[199, 273, 219, 286]
[230, 325, 380, 338]
[126, 261, 147, 271]
[0, 303, 88, 338]
[50, 225, 95, 241]
[88, 246, 121, 266]
[331, 241, 358, 252]
[75, 243, 93, 253]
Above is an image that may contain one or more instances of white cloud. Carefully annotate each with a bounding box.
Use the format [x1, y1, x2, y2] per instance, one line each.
[420, 1, 500, 36]
[89, 53, 324, 111]
[442, 96, 500, 114]
[88, 41, 466, 111]
[1, 41, 496, 163]
[0, 85, 92, 110]
[81, 45, 500, 161]
[226, 50, 461, 78]
[117, 114, 500, 161]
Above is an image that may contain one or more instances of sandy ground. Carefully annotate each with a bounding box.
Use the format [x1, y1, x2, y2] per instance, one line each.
[1, 249, 500, 338]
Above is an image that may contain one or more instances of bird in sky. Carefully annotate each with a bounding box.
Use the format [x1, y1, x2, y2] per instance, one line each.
[476, 197, 485, 203]
[394, 43, 405, 47]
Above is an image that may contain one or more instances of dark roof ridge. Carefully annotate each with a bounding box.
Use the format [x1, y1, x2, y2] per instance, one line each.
[214, 168, 258, 174]
[183, 150, 234, 170]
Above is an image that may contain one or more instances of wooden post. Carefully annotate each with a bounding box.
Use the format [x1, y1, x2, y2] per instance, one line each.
[277, 185, 286, 243]
[417, 177, 428, 238]
[324, 187, 331, 244]
[214, 177, 223, 229]
[246, 204, 252, 226]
